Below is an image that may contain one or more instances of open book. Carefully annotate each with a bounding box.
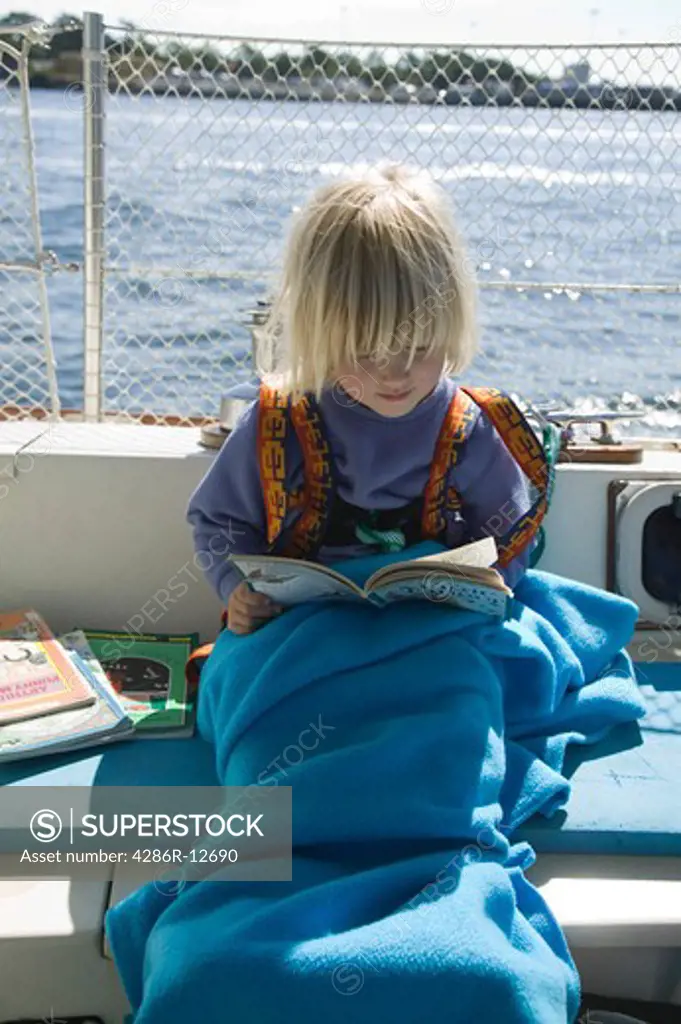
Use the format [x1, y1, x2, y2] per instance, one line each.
[230, 536, 512, 618]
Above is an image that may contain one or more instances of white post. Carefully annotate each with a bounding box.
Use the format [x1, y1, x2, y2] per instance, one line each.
[17, 31, 61, 418]
[83, 11, 105, 421]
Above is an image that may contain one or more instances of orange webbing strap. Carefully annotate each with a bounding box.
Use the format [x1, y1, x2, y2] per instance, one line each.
[257, 384, 317, 555]
[422, 387, 479, 540]
[258, 384, 291, 547]
[185, 642, 216, 694]
[184, 609, 230, 691]
[283, 394, 335, 559]
[460, 386, 550, 567]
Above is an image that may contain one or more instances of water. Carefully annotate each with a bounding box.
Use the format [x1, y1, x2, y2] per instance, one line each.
[2, 89, 680, 432]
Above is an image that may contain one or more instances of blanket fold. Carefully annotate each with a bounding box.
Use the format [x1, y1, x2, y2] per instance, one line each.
[107, 545, 646, 1024]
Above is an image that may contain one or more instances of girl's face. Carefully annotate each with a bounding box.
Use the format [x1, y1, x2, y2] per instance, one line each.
[334, 346, 445, 418]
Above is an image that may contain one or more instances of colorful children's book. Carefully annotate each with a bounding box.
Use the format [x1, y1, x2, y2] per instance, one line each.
[0, 609, 96, 726]
[79, 629, 198, 736]
[230, 536, 513, 618]
[0, 648, 134, 762]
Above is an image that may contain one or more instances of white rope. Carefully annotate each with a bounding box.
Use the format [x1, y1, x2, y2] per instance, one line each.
[0, 260, 42, 272]
[480, 281, 681, 294]
[107, 265, 265, 281]
[0, 21, 41, 35]
[0, 18, 80, 41]
[102, 25, 681, 50]
[107, 265, 681, 295]
[0, 253, 80, 273]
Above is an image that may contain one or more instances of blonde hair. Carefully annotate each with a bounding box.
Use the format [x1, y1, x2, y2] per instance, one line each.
[257, 164, 478, 399]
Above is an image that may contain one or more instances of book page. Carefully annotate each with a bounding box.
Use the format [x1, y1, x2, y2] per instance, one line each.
[371, 564, 509, 593]
[417, 536, 499, 569]
[370, 576, 510, 617]
[230, 555, 365, 605]
[365, 536, 501, 591]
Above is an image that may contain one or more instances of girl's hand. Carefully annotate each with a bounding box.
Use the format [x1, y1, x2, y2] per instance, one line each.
[227, 581, 283, 635]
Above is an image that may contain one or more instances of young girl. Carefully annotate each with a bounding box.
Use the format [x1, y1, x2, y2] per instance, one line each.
[115, 168, 648, 1024]
[187, 164, 544, 634]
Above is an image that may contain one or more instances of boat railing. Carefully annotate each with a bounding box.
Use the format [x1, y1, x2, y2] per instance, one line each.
[0, 19, 62, 420]
[0, 13, 679, 425]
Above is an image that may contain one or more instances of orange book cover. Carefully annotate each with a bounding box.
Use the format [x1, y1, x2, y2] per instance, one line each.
[0, 609, 95, 725]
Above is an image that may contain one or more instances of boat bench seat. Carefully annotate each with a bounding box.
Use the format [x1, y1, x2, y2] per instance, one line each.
[0, 662, 679, 1018]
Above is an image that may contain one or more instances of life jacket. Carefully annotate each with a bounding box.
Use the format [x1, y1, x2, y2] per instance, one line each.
[258, 382, 551, 565]
[185, 382, 555, 688]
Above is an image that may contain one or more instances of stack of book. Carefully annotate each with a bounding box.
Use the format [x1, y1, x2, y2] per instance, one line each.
[0, 609, 199, 763]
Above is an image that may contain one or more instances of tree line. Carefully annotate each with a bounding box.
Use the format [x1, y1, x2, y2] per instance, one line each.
[0, 11, 538, 90]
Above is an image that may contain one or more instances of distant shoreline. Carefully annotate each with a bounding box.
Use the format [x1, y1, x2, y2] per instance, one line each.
[18, 77, 681, 112]
[1, 22, 678, 113]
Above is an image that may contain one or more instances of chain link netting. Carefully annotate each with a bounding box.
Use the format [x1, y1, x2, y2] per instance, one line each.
[0, 26, 58, 421]
[1, 23, 680, 429]
[101, 29, 681, 429]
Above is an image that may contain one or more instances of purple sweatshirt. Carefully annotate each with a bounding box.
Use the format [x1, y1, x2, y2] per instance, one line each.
[187, 376, 535, 604]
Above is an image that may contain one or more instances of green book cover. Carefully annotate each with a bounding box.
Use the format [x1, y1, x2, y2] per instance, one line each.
[82, 631, 195, 731]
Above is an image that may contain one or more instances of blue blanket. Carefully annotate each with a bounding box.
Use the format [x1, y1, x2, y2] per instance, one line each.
[106, 544, 647, 1024]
